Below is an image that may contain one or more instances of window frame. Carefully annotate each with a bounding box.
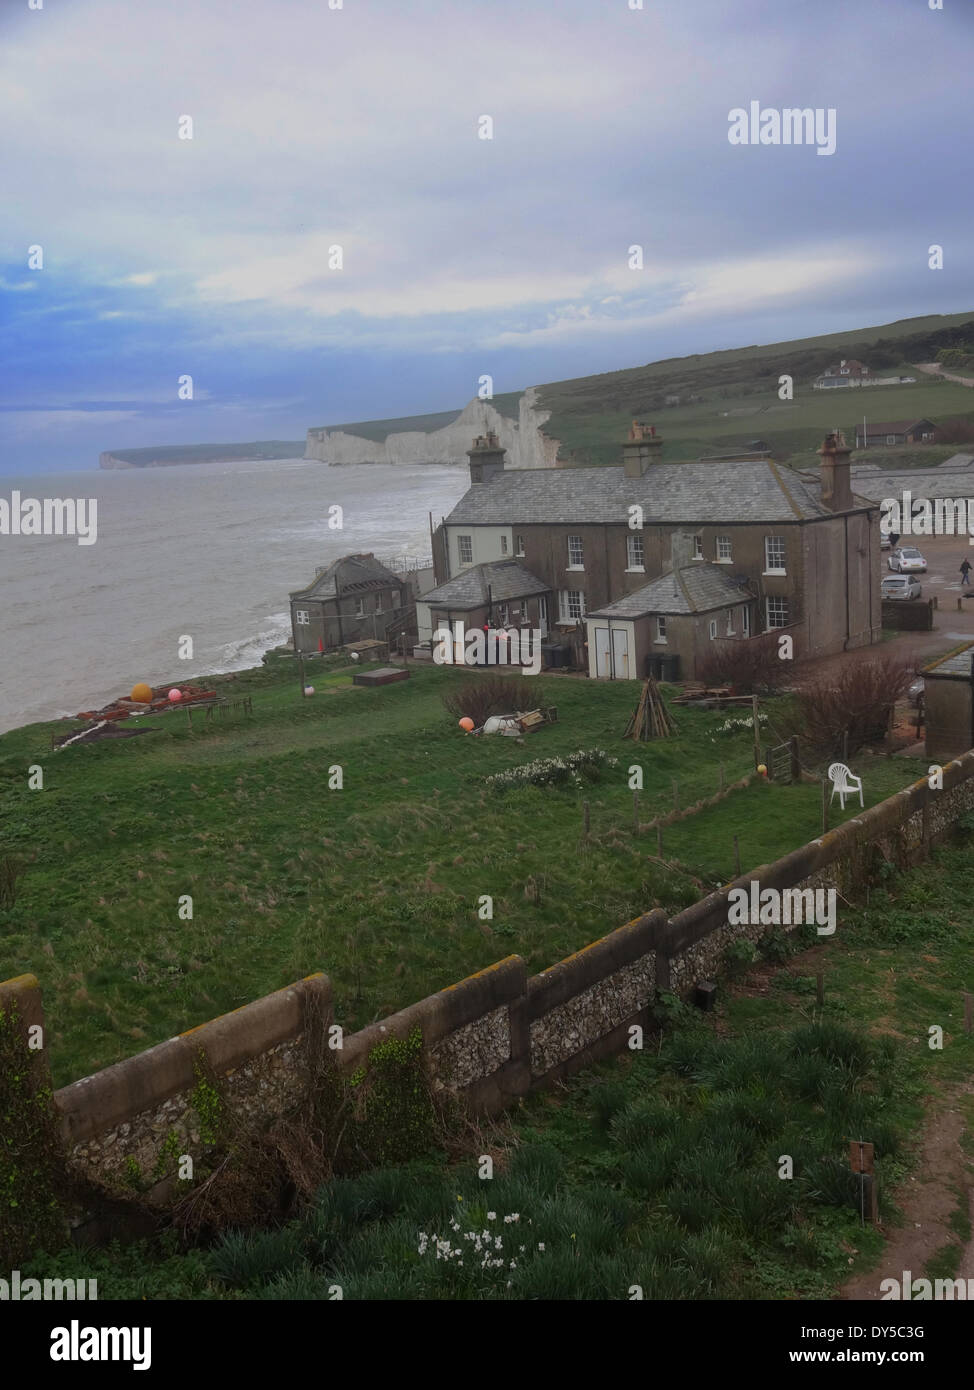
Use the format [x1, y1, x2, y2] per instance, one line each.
[457, 534, 474, 565]
[765, 595, 789, 630]
[626, 533, 645, 572]
[655, 615, 667, 644]
[764, 535, 786, 575]
[716, 535, 733, 563]
[567, 535, 585, 571]
[559, 588, 584, 623]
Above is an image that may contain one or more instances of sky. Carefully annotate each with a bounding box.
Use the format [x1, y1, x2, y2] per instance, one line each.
[1, 0, 972, 473]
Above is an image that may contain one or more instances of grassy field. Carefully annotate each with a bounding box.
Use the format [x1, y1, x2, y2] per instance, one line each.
[26, 834, 974, 1300]
[535, 312, 974, 464]
[0, 662, 926, 1087]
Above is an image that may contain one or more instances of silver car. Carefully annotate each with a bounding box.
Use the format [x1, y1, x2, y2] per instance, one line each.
[888, 546, 927, 573]
[882, 574, 922, 600]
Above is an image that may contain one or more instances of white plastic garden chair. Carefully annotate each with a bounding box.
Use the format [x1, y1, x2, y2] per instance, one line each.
[828, 762, 863, 810]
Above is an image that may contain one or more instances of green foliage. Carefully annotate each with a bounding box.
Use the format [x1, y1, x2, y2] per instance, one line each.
[0, 1003, 67, 1264]
[723, 937, 757, 976]
[485, 747, 619, 792]
[349, 1027, 437, 1168]
[190, 1052, 225, 1147]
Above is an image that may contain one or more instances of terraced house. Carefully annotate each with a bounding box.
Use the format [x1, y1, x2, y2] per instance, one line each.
[421, 424, 882, 681]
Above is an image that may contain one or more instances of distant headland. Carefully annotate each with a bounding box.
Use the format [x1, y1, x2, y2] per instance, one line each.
[98, 441, 305, 469]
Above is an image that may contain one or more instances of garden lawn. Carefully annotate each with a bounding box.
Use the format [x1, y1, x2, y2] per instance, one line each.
[0, 662, 925, 1085]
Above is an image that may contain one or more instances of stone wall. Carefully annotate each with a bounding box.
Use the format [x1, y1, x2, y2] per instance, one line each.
[7, 748, 974, 1235]
[881, 598, 934, 630]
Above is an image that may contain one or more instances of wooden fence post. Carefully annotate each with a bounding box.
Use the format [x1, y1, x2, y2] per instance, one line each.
[789, 736, 800, 784]
[752, 694, 760, 769]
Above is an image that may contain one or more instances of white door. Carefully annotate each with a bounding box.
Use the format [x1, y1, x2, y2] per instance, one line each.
[612, 626, 630, 678]
[595, 627, 611, 677]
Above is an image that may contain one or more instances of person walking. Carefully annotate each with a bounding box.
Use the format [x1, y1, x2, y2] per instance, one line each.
[961, 558, 972, 588]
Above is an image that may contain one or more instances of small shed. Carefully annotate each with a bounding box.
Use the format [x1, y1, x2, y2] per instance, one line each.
[923, 642, 974, 763]
[584, 560, 755, 682]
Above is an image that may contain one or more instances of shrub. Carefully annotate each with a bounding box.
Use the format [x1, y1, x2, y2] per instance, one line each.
[0, 853, 25, 911]
[0, 1002, 70, 1265]
[485, 748, 619, 793]
[697, 632, 784, 694]
[442, 674, 535, 730]
[795, 654, 914, 757]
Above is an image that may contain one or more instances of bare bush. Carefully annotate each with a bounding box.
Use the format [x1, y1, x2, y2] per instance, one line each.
[796, 655, 915, 757]
[442, 674, 535, 729]
[935, 416, 974, 445]
[697, 632, 784, 694]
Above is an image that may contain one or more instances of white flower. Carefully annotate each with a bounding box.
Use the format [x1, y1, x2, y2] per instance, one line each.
[487, 1211, 496, 1220]
[538, 1242, 545, 1251]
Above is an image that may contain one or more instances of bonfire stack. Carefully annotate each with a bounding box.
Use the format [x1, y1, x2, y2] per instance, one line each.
[623, 676, 677, 740]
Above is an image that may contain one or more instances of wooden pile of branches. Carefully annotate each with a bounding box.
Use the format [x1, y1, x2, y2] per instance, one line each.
[623, 676, 677, 740]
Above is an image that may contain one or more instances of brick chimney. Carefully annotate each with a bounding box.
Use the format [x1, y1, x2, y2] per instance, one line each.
[467, 431, 506, 485]
[623, 420, 663, 477]
[818, 428, 853, 512]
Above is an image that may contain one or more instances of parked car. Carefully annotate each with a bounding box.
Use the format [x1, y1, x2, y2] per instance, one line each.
[888, 546, 927, 573]
[909, 675, 925, 708]
[882, 574, 922, 600]
[880, 532, 892, 551]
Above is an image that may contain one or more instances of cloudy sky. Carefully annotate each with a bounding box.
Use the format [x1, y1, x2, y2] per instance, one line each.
[2, 0, 972, 472]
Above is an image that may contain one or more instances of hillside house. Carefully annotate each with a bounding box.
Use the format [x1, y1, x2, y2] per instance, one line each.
[424, 423, 882, 680]
[289, 553, 409, 654]
[814, 359, 871, 389]
[855, 418, 939, 448]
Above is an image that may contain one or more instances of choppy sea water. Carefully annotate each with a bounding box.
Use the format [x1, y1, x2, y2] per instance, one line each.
[0, 458, 468, 734]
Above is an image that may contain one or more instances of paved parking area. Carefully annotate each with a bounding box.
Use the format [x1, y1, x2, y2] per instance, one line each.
[794, 533, 974, 685]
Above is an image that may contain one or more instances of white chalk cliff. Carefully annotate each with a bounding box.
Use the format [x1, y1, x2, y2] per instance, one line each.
[305, 389, 559, 469]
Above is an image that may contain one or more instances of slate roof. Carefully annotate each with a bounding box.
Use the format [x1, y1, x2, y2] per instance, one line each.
[290, 553, 401, 601]
[858, 419, 936, 435]
[923, 642, 974, 679]
[444, 459, 867, 527]
[421, 560, 549, 609]
[849, 455, 974, 503]
[586, 563, 752, 618]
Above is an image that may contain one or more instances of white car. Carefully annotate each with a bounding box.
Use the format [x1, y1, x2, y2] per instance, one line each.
[882, 574, 922, 600]
[888, 546, 927, 574]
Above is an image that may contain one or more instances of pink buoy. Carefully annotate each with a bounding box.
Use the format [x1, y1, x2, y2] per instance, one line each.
[168, 688, 183, 702]
[304, 686, 315, 696]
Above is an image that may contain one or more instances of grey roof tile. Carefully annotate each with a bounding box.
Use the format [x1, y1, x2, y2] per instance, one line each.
[422, 560, 549, 608]
[290, 552, 400, 600]
[445, 460, 852, 526]
[587, 563, 751, 617]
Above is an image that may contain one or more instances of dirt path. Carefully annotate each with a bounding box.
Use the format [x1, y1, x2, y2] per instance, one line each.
[841, 1082, 974, 1300]
[914, 362, 974, 389]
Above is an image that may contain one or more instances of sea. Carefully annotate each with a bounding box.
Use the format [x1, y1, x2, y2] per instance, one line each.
[0, 458, 469, 735]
